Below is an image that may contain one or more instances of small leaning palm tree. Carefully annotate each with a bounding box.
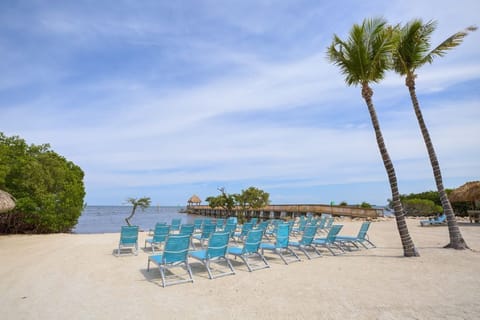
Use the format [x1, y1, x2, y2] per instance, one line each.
[327, 18, 419, 257]
[125, 197, 151, 226]
[392, 19, 477, 249]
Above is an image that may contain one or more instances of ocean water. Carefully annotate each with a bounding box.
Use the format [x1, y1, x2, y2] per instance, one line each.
[72, 206, 197, 234]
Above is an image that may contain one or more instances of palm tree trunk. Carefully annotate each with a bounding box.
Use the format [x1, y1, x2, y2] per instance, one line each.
[125, 205, 137, 226]
[406, 75, 468, 249]
[362, 84, 419, 257]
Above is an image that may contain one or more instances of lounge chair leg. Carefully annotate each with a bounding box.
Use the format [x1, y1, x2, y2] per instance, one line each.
[225, 257, 236, 275]
[311, 245, 322, 258]
[298, 247, 310, 259]
[261, 254, 270, 268]
[288, 248, 301, 262]
[278, 250, 288, 265]
[206, 260, 213, 279]
[186, 263, 194, 283]
[241, 256, 252, 272]
[359, 241, 369, 249]
[366, 239, 376, 248]
[350, 241, 360, 249]
[327, 245, 336, 256]
[160, 266, 167, 288]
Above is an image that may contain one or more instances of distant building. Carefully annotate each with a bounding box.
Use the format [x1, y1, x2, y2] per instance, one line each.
[187, 194, 202, 207]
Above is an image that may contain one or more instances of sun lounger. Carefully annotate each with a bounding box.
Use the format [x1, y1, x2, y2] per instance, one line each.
[189, 232, 235, 279]
[312, 224, 344, 255]
[260, 223, 300, 264]
[144, 224, 170, 253]
[116, 226, 139, 256]
[335, 221, 375, 249]
[147, 234, 194, 287]
[420, 214, 446, 227]
[192, 223, 216, 248]
[289, 225, 322, 259]
[228, 229, 270, 272]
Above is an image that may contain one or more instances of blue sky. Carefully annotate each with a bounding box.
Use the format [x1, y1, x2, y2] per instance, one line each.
[1, 1, 479, 206]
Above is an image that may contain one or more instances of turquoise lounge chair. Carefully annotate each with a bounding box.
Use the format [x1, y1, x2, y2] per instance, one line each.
[179, 224, 195, 236]
[226, 217, 237, 224]
[192, 223, 216, 248]
[193, 219, 203, 232]
[215, 218, 226, 231]
[233, 222, 253, 242]
[312, 224, 344, 256]
[255, 220, 270, 236]
[228, 229, 270, 272]
[292, 216, 307, 235]
[148, 222, 167, 236]
[289, 225, 322, 259]
[260, 223, 300, 264]
[147, 234, 194, 287]
[178, 223, 195, 248]
[316, 216, 327, 232]
[320, 217, 334, 233]
[223, 222, 238, 241]
[336, 221, 375, 249]
[116, 226, 139, 256]
[145, 224, 170, 253]
[170, 218, 181, 232]
[264, 219, 282, 239]
[420, 214, 446, 227]
[189, 232, 235, 279]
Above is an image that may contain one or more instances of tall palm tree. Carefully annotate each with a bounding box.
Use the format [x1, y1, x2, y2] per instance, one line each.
[392, 20, 477, 249]
[327, 18, 419, 257]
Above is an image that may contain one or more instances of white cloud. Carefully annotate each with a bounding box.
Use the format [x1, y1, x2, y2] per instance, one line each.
[1, 0, 479, 205]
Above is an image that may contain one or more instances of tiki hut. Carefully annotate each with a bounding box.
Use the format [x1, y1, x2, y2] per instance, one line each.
[0, 189, 16, 214]
[449, 181, 480, 222]
[449, 181, 480, 204]
[187, 194, 202, 207]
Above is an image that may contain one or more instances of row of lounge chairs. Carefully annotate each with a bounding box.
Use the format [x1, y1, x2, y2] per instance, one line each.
[117, 217, 376, 287]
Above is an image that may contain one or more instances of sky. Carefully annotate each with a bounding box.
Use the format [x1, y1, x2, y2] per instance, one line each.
[1, 0, 479, 206]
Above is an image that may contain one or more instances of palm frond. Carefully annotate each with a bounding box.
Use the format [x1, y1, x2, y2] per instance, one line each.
[326, 17, 392, 86]
[392, 19, 435, 74]
[392, 19, 477, 73]
[423, 25, 477, 64]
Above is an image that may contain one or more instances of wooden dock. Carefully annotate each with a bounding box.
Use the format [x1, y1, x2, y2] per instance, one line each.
[186, 204, 382, 220]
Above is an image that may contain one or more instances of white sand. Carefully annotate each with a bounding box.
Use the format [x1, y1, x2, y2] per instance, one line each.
[1, 218, 480, 320]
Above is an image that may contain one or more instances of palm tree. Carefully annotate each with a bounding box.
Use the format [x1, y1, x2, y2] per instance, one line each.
[327, 18, 419, 257]
[392, 20, 477, 249]
[125, 197, 151, 226]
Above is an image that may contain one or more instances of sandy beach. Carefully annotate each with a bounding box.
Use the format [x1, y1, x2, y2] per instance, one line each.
[1, 218, 480, 320]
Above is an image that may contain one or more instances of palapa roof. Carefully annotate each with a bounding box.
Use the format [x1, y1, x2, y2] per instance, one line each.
[187, 194, 202, 204]
[449, 181, 480, 202]
[0, 189, 16, 214]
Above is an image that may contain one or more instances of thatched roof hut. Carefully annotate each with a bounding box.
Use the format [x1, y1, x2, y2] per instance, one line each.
[0, 189, 16, 214]
[449, 181, 480, 203]
[187, 194, 202, 206]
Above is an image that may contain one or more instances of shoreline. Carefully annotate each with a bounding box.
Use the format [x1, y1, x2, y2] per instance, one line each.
[1, 218, 480, 319]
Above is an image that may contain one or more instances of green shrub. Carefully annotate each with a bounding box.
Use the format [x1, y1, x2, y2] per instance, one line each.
[402, 198, 442, 217]
[359, 202, 372, 208]
[0, 133, 85, 233]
